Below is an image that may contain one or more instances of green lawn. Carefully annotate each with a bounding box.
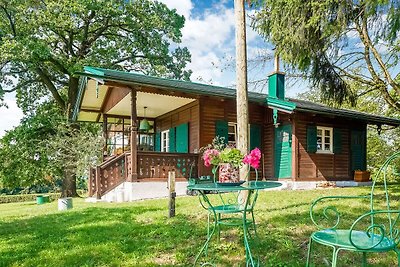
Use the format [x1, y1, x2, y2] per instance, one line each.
[0, 186, 398, 266]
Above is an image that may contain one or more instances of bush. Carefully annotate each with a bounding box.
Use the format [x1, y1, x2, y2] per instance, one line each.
[0, 193, 61, 204]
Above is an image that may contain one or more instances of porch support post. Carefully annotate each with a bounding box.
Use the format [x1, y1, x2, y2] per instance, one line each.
[102, 114, 108, 161]
[95, 166, 101, 199]
[130, 89, 138, 181]
[292, 117, 299, 181]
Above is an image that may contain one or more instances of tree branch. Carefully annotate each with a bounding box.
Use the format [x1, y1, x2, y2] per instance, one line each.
[47, 57, 70, 75]
[0, 5, 16, 37]
[36, 67, 66, 110]
[79, 17, 111, 57]
[335, 65, 375, 86]
[361, 15, 400, 96]
[355, 9, 400, 110]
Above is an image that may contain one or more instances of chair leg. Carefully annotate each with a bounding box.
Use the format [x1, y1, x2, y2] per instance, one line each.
[207, 212, 210, 238]
[332, 247, 341, 267]
[217, 213, 221, 242]
[306, 237, 313, 267]
[250, 210, 257, 237]
[362, 252, 367, 267]
[395, 249, 400, 267]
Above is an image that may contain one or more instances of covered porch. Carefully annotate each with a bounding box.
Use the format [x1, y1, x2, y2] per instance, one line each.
[74, 67, 207, 199]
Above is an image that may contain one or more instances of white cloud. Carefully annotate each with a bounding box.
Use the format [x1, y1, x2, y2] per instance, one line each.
[182, 8, 235, 52]
[0, 95, 23, 137]
[158, 0, 193, 19]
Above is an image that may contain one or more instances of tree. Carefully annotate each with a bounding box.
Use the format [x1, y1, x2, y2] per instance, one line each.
[234, 0, 250, 181]
[253, 0, 400, 111]
[0, 0, 192, 196]
[0, 102, 103, 194]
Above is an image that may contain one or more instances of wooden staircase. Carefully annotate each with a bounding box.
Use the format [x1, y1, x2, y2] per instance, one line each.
[88, 152, 200, 199]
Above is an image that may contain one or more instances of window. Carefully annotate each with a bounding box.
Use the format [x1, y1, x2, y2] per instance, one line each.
[105, 117, 155, 156]
[138, 120, 155, 151]
[161, 130, 169, 152]
[317, 126, 333, 153]
[228, 123, 237, 146]
[226, 122, 256, 148]
[106, 117, 131, 156]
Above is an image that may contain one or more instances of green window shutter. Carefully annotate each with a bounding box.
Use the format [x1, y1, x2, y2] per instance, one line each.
[215, 120, 228, 144]
[169, 127, 176, 152]
[307, 125, 317, 153]
[176, 123, 189, 153]
[155, 132, 161, 152]
[333, 128, 342, 154]
[250, 124, 262, 150]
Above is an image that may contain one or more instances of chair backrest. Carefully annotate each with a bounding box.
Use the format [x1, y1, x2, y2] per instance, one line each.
[365, 151, 400, 243]
[369, 151, 400, 212]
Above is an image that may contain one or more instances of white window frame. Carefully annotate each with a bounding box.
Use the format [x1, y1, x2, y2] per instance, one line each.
[161, 130, 169, 152]
[317, 126, 333, 153]
[227, 122, 253, 147]
[228, 122, 237, 146]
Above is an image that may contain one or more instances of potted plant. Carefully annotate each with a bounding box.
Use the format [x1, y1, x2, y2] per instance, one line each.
[354, 170, 371, 182]
[201, 137, 261, 183]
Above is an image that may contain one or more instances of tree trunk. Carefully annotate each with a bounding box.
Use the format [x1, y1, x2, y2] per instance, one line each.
[234, 0, 249, 181]
[61, 167, 79, 197]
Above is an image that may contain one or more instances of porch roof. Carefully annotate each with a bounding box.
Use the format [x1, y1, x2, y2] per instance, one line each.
[73, 66, 400, 127]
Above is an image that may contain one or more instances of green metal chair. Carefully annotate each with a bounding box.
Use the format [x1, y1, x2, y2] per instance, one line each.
[202, 167, 260, 240]
[307, 151, 400, 267]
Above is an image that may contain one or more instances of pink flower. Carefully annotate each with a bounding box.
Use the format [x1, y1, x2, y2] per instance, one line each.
[202, 149, 220, 167]
[243, 148, 262, 169]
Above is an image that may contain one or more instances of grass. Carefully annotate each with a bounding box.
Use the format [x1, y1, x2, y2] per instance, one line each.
[0, 186, 398, 266]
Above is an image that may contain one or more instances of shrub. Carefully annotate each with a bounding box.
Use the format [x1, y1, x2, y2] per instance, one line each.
[0, 193, 61, 204]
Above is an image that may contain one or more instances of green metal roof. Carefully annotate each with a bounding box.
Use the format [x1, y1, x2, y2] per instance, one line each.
[74, 66, 400, 127]
[79, 66, 267, 104]
[289, 98, 400, 126]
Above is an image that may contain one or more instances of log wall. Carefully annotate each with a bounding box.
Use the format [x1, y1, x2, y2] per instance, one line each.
[294, 113, 366, 181]
[155, 100, 200, 153]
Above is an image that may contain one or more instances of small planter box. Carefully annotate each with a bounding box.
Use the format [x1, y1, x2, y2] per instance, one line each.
[354, 171, 371, 182]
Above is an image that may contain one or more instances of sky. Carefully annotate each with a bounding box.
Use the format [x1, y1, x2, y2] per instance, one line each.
[0, 0, 304, 137]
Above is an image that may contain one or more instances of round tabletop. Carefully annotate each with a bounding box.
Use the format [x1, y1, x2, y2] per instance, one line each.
[187, 181, 282, 192]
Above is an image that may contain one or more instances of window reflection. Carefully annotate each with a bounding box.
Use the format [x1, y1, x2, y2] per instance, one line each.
[105, 116, 155, 156]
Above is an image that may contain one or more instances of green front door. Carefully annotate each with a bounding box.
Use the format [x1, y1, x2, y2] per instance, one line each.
[274, 124, 292, 178]
[351, 129, 366, 171]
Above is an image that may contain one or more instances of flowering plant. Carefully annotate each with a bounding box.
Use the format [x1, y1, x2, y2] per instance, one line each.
[201, 137, 262, 170]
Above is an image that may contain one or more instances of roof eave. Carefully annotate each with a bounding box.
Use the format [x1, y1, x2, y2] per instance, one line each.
[295, 107, 400, 127]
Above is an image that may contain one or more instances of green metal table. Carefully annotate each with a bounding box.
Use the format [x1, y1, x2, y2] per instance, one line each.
[188, 181, 282, 266]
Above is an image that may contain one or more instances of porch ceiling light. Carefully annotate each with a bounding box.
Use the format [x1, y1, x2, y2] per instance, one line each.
[139, 106, 151, 132]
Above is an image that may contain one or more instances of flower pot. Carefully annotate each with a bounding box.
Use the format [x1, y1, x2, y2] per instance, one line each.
[218, 163, 240, 183]
[354, 171, 371, 182]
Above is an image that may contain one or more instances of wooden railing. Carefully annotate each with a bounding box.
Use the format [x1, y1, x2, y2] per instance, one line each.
[137, 151, 199, 179]
[88, 151, 200, 198]
[89, 153, 127, 198]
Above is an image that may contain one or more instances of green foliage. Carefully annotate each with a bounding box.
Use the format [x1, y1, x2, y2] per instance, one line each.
[0, 0, 192, 114]
[0, 0, 193, 196]
[0, 102, 102, 190]
[0, 187, 399, 266]
[0, 193, 61, 204]
[254, 0, 400, 111]
[219, 148, 244, 168]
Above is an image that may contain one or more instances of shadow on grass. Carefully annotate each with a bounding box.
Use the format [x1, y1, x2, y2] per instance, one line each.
[254, 194, 399, 267]
[0, 205, 206, 266]
[1, 186, 399, 267]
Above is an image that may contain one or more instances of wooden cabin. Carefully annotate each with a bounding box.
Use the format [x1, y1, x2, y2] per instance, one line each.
[73, 67, 400, 200]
